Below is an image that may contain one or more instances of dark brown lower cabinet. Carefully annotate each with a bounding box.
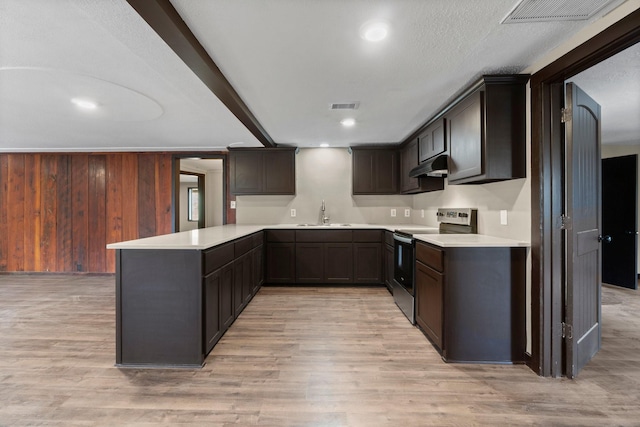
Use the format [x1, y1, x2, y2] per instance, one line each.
[219, 262, 235, 331]
[414, 241, 527, 364]
[353, 243, 382, 283]
[252, 245, 264, 294]
[415, 260, 443, 349]
[265, 242, 296, 283]
[296, 243, 324, 283]
[233, 251, 253, 315]
[324, 243, 353, 283]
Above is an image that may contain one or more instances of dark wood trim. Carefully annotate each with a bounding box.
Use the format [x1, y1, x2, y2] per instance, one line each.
[125, 0, 276, 148]
[530, 8, 640, 377]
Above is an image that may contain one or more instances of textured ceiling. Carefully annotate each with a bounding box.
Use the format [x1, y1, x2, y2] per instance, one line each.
[0, 0, 637, 152]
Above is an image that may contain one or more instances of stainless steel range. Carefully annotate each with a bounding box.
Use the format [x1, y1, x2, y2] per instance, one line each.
[393, 208, 478, 324]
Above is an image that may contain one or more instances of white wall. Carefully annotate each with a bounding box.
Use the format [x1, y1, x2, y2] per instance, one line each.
[236, 148, 415, 225]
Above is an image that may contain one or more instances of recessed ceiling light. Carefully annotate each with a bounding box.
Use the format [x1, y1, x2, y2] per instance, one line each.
[71, 98, 97, 110]
[360, 21, 389, 42]
[340, 118, 356, 127]
[320, 143, 330, 148]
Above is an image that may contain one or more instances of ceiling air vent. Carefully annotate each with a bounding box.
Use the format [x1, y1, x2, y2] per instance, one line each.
[330, 102, 360, 110]
[501, 0, 625, 23]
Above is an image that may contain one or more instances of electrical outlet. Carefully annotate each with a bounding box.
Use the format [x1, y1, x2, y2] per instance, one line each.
[390, 209, 396, 217]
[404, 209, 411, 217]
[230, 201, 236, 209]
[291, 208, 296, 217]
[421, 209, 425, 218]
[500, 210, 508, 225]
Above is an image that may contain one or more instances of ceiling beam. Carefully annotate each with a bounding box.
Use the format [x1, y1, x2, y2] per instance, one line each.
[126, 0, 276, 148]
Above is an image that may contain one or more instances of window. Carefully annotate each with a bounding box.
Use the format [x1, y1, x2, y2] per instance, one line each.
[188, 187, 199, 222]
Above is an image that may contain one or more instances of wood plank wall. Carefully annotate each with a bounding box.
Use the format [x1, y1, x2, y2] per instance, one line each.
[0, 153, 174, 274]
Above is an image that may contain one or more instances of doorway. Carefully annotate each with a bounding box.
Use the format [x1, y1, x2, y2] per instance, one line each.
[530, 10, 640, 377]
[174, 157, 226, 232]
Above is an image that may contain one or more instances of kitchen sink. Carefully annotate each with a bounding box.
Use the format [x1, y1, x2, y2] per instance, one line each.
[296, 223, 351, 227]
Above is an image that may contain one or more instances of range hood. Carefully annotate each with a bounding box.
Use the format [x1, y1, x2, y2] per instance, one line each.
[409, 154, 449, 178]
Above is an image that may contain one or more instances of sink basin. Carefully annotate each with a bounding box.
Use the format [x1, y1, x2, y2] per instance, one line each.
[297, 223, 314, 226]
[296, 223, 351, 227]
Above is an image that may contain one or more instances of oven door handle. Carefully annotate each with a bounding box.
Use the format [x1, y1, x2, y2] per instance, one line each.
[393, 234, 414, 245]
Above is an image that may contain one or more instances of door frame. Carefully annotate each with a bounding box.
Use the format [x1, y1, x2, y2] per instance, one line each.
[530, 9, 640, 377]
[172, 154, 228, 232]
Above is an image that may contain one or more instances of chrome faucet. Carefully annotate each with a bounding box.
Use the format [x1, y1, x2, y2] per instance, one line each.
[321, 199, 330, 225]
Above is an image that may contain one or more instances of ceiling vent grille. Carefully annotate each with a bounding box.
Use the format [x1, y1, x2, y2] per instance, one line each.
[501, 0, 625, 23]
[330, 102, 360, 110]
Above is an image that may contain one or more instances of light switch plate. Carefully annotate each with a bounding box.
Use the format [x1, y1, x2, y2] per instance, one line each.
[391, 209, 396, 217]
[421, 209, 425, 218]
[291, 208, 296, 217]
[230, 201, 236, 209]
[404, 209, 411, 217]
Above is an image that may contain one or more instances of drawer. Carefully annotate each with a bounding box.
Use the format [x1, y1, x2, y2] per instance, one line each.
[252, 231, 264, 248]
[266, 229, 295, 243]
[234, 235, 254, 257]
[416, 242, 443, 272]
[203, 243, 234, 275]
[353, 230, 382, 242]
[296, 230, 352, 242]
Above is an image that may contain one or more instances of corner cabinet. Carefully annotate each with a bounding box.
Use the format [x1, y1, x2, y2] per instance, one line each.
[351, 148, 399, 195]
[400, 139, 445, 194]
[229, 148, 296, 195]
[446, 75, 528, 184]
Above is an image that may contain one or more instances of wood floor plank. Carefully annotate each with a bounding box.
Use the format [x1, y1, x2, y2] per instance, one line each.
[0, 277, 639, 426]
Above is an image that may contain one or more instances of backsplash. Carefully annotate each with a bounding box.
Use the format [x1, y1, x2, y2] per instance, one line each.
[236, 148, 531, 243]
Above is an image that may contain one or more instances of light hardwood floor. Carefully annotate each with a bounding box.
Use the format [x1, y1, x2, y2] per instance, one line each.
[0, 275, 639, 426]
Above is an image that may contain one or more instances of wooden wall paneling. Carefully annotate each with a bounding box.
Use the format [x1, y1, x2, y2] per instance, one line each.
[0, 155, 8, 271]
[56, 155, 73, 272]
[7, 155, 25, 271]
[88, 155, 107, 273]
[106, 154, 123, 273]
[137, 153, 157, 238]
[121, 154, 139, 242]
[72, 155, 89, 272]
[23, 154, 41, 272]
[40, 155, 58, 272]
[155, 154, 173, 235]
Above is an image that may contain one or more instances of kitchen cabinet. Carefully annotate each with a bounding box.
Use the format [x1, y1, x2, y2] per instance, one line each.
[353, 230, 382, 284]
[415, 244, 444, 349]
[295, 230, 354, 284]
[265, 230, 296, 283]
[204, 262, 233, 353]
[446, 75, 528, 184]
[351, 148, 399, 195]
[418, 118, 446, 163]
[229, 148, 295, 195]
[400, 139, 445, 194]
[414, 240, 527, 363]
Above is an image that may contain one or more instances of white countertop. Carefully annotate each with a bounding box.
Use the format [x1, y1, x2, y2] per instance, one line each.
[415, 233, 530, 248]
[106, 223, 528, 250]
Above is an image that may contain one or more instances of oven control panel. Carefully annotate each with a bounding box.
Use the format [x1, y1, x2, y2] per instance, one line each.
[436, 208, 476, 226]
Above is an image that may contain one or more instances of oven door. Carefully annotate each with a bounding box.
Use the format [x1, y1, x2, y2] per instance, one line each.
[393, 233, 415, 296]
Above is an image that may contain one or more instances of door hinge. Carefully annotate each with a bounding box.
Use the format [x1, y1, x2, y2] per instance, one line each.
[559, 214, 571, 230]
[561, 107, 572, 123]
[562, 322, 573, 339]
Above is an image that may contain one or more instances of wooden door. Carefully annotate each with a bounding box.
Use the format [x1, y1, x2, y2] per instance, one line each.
[564, 82, 602, 378]
[602, 155, 638, 289]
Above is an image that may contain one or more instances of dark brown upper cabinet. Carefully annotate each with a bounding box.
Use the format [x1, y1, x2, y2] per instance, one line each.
[400, 139, 445, 194]
[351, 148, 399, 195]
[229, 148, 296, 195]
[418, 118, 446, 163]
[446, 75, 528, 184]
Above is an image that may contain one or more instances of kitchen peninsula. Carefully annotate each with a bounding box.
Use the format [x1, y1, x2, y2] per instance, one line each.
[108, 224, 527, 368]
